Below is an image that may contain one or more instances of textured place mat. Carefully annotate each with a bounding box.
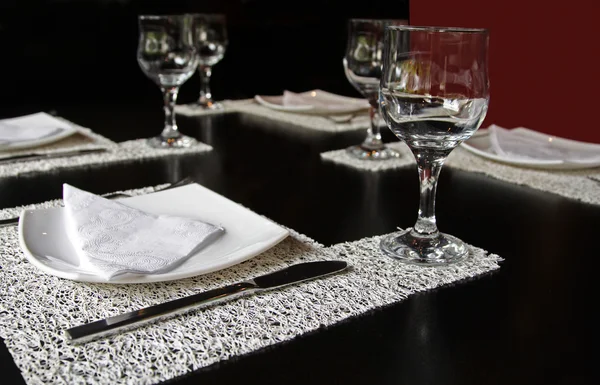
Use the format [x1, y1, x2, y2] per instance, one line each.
[0, 119, 212, 178]
[0, 140, 212, 178]
[177, 99, 387, 133]
[174, 99, 254, 117]
[321, 141, 414, 171]
[0, 185, 502, 385]
[446, 148, 600, 205]
[321, 142, 600, 205]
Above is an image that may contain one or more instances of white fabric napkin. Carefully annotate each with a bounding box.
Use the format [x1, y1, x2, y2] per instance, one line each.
[63, 184, 224, 280]
[488, 125, 600, 164]
[0, 112, 72, 143]
[281, 90, 370, 113]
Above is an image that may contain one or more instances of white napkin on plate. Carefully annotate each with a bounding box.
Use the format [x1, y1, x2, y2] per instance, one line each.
[63, 184, 224, 280]
[0, 112, 72, 143]
[281, 90, 370, 113]
[488, 125, 600, 164]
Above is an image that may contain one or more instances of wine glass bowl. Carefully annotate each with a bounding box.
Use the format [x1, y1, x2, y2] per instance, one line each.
[379, 26, 490, 265]
[191, 13, 228, 110]
[137, 15, 198, 148]
[343, 19, 407, 160]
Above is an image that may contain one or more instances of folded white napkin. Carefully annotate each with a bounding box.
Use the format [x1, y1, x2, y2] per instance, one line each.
[488, 125, 600, 164]
[63, 184, 224, 280]
[281, 90, 369, 113]
[0, 112, 72, 143]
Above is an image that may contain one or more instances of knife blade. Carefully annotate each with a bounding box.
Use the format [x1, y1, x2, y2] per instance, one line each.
[65, 260, 349, 344]
[0, 148, 108, 165]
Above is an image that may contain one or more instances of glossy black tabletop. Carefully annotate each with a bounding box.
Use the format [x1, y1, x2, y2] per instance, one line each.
[0, 102, 597, 385]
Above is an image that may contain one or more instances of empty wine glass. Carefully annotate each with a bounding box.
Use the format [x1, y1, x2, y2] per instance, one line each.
[137, 15, 199, 148]
[191, 13, 228, 109]
[343, 19, 407, 160]
[379, 26, 490, 265]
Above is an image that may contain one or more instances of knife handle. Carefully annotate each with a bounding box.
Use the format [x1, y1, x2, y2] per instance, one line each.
[65, 280, 258, 344]
[0, 217, 19, 227]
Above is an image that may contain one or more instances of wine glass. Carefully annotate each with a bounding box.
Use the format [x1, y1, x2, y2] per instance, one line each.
[137, 15, 199, 148]
[191, 13, 228, 109]
[343, 19, 407, 160]
[379, 26, 490, 265]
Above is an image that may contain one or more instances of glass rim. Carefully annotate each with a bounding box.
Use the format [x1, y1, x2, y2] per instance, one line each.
[387, 25, 488, 34]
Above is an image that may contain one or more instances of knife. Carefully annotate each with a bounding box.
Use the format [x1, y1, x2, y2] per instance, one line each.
[65, 260, 349, 344]
[0, 148, 108, 165]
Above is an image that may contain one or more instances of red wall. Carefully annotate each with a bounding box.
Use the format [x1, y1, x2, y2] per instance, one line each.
[411, 1, 599, 143]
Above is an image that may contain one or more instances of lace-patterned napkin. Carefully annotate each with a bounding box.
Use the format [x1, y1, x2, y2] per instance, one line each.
[489, 125, 600, 164]
[63, 184, 224, 280]
[281, 90, 370, 114]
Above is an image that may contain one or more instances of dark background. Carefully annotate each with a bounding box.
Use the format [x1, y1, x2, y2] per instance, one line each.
[0, 0, 409, 117]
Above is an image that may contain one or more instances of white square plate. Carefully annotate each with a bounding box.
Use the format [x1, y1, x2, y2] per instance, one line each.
[18, 183, 289, 284]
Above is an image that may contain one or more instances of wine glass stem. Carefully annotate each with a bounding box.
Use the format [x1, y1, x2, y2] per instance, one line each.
[199, 66, 213, 104]
[412, 151, 449, 237]
[362, 106, 384, 150]
[161, 86, 180, 139]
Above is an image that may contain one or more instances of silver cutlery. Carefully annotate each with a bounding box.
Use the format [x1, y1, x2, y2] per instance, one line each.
[0, 148, 109, 165]
[587, 176, 600, 184]
[0, 177, 195, 228]
[65, 260, 349, 344]
[100, 176, 194, 199]
[0, 217, 23, 227]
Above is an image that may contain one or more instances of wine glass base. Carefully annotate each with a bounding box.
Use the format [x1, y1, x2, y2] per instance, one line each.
[346, 145, 400, 160]
[195, 101, 223, 110]
[380, 228, 469, 266]
[148, 135, 197, 149]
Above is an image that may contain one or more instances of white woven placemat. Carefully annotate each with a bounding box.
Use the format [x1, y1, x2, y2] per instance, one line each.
[0, 185, 502, 385]
[321, 140, 414, 171]
[176, 99, 387, 133]
[174, 99, 254, 117]
[0, 120, 212, 178]
[446, 147, 600, 205]
[321, 142, 600, 205]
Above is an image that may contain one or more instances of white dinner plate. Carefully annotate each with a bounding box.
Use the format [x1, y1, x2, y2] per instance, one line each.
[0, 113, 79, 152]
[461, 128, 600, 170]
[254, 89, 370, 116]
[18, 183, 289, 284]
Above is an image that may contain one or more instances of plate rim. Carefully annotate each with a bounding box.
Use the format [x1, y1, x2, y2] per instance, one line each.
[18, 183, 290, 284]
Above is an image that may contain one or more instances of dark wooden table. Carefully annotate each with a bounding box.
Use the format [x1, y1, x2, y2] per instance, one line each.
[0, 102, 596, 385]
